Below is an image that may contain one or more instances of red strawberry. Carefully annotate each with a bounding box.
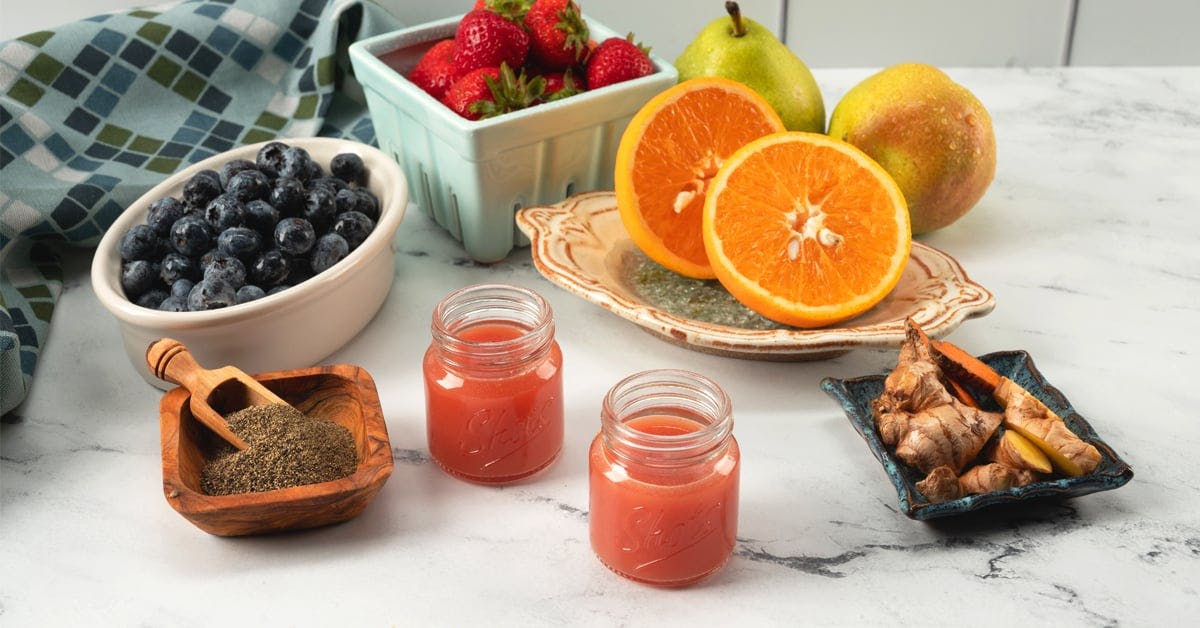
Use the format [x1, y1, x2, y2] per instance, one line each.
[453, 10, 531, 74]
[407, 39, 459, 100]
[442, 63, 546, 120]
[523, 0, 590, 70]
[586, 34, 654, 90]
[541, 68, 585, 102]
[472, 0, 533, 21]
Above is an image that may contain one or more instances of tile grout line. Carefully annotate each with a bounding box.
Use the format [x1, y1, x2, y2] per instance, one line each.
[1063, 0, 1080, 66]
[778, 0, 788, 44]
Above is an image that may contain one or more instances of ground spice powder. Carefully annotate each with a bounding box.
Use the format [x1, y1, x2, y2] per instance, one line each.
[200, 404, 358, 496]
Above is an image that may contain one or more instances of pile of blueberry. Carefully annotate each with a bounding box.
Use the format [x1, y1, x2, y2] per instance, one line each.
[117, 142, 380, 311]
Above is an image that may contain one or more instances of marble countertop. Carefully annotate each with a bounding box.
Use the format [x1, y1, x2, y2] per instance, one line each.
[3, 66, 1198, 625]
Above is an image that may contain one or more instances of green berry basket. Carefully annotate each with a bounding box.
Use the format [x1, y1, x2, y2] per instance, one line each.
[349, 15, 677, 263]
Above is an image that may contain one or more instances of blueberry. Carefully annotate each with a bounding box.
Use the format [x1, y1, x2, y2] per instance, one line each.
[256, 141, 288, 177]
[204, 194, 245, 232]
[203, 251, 246, 287]
[354, 188, 380, 222]
[236, 284, 267, 304]
[187, 277, 237, 311]
[226, 169, 270, 202]
[170, 278, 195, 299]
[332, 210, 374, 250]
[306, 159, 324, 182]
[136, 289, 170, 310]
[182, 170, 222, 207]
[219, 159, 257, 188]
[270, 177, 306, 217]
[275, 217, 316, 255]
[121, 259, 160, 299]
[170, 214, 214, 257]
[267, 284, 292, 296]
[243, 199, 279, 238]
[158, 295, 189, 312]
[333, 187, 360, 214]
[160, 252, 200, 285]
[310, 233, 349, 274]
[285, 258, 313, 286]
[217, 226, 262, 261]
[330, 153, 366, 186]
[119, 224, 163, 261]
[278, 146, 313, 181]
[146, 197, 186, 236]
[249, 249, 291, 286]
[304, 187, 337, 232]
[199, 248, 221, 268]
[310, 176, 347, 196]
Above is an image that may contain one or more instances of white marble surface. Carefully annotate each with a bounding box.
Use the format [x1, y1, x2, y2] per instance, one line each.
[3, 67, 1199, 625]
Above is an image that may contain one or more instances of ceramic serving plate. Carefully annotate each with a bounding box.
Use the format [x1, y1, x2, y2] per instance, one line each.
[821, 350, 1134, 520]
[515, 191, 996, 360]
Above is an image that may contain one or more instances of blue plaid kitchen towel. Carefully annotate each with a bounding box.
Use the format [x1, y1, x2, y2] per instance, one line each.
[0, 0, 401, 414]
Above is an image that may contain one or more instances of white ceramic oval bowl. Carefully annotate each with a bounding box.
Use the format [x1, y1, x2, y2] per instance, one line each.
[91, 137, 407, 389]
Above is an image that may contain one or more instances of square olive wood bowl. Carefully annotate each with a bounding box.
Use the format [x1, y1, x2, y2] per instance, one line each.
[159, 364, 393, 536]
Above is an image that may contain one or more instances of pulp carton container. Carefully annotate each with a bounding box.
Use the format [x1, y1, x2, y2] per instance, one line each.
[349, 16, 677, 262]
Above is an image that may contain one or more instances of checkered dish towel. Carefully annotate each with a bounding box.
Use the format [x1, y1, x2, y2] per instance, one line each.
[0, 0, 401, 414]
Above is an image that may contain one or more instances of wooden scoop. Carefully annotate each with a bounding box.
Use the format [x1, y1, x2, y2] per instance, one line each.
[146, 338, 292, 451]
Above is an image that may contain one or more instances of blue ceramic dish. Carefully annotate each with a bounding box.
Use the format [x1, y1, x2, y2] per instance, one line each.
[820, 350, 1133, 520]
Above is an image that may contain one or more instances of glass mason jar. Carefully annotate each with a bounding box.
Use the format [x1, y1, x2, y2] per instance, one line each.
[589, 369, 740, 587]
[423, 284, 564, 484]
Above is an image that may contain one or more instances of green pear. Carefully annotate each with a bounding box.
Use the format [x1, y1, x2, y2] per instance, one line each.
[675, 2, 824, 133]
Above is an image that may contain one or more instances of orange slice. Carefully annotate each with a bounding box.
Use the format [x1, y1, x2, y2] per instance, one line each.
[615, 77, 786, 279]
[702, 132, 911, 328]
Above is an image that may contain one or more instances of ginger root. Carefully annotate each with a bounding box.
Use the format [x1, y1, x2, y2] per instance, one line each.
[915, 463, 1039, 502]
[873, 320, 1002, 475]
[996, 378, 1101, 477]
[893, 402, 1003, 475]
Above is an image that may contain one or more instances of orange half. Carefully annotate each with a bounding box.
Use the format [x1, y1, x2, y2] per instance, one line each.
[702, 132, 911, 328]
[615, 77, 786, 279]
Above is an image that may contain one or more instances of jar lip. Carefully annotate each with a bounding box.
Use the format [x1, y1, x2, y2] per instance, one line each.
[601, 369, 733, 465]
[431, 283, 554, 368]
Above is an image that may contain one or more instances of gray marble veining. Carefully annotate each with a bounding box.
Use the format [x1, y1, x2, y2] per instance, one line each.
[2, 66, 1199, 625]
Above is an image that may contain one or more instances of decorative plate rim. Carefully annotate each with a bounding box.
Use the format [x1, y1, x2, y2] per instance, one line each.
[516, 191, 996, 358]
[820, 349, 1134, 520]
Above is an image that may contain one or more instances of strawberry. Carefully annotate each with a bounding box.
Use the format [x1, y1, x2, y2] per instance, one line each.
[585, 34, 654, 90]
[472, 0, 533, 21]
[453, 10, 531, 74]
[442, 63, 546, 120]
[523, 0, 590, 70]
[407, 39, 459, 101]
[541, 68, 585, 102]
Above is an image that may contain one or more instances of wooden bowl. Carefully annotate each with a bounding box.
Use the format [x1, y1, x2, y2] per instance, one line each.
[159, 363, 393, 536]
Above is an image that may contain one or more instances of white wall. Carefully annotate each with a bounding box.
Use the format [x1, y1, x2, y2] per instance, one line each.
[2, 0, 1198, 66]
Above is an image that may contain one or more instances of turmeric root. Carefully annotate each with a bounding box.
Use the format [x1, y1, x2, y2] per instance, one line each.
[992, 428, 1052, 474]
[932, 338, 1001, 391]
[996, 378, 1101, 476]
